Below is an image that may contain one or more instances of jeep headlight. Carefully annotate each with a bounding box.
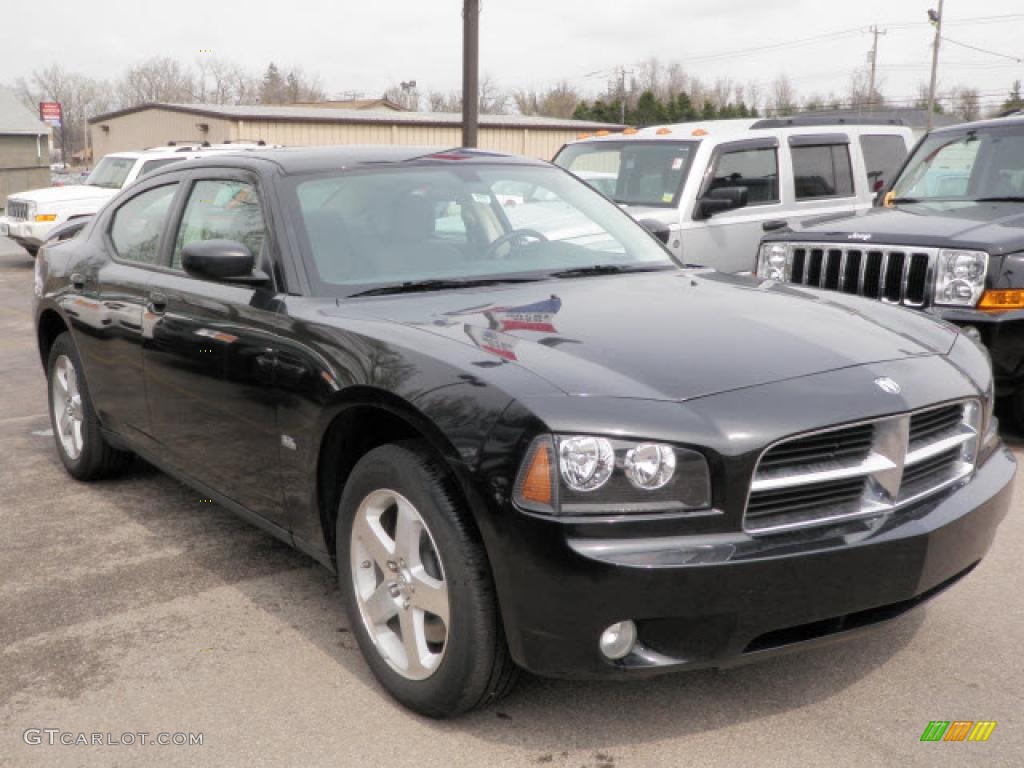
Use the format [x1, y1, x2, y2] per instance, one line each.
[513, 434, 712, 516]
[934, 249, 988, 306]
[757, 243, 790, 281]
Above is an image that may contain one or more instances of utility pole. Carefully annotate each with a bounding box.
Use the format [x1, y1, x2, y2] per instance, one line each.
[926, 0, 944, 130]
[619, 67, 627, 124]
[867, 25, 886, 110]
[462, 0, 480, 148]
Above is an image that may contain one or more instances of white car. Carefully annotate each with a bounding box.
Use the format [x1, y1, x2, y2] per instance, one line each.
[554, 117, 913, 273]
[1, 143, 270, 255]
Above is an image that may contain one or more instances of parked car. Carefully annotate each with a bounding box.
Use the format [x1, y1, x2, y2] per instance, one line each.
[34, 146, 1013, 718]
[554, 117, 913, 273]
[1, 142, 270, 256]
[758, 113, 1024, 426]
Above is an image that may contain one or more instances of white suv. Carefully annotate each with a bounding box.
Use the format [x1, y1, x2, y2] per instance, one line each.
[553, 117, 913, 273]
[1, 143, 269, 255]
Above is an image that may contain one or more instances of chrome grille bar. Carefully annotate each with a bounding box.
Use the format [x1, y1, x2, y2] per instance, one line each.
[784, 243, 938, 307]
[744, 401, 980, 535]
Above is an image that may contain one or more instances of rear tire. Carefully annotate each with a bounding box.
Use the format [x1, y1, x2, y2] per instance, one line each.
[46, 332, 133, 480]
[336, 441, 517, 717]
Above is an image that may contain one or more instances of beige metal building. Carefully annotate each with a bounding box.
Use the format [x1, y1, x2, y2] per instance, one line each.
[0, 87, 51, 210]
[88, 103, 623, 162]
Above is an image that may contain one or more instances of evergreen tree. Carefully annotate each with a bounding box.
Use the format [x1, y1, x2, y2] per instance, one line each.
[1003, 80, 1024, 113]
[701, 100, 718, 120]
[634, 90, 666, 126]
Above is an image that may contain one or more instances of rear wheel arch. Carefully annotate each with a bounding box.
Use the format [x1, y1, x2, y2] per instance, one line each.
[37, 309, 69, 368]
[315, 391, 486, 571]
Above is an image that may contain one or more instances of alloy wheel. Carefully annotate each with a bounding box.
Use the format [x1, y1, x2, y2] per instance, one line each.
[51, 354, 84, 460]
[350, 489, 450, 681]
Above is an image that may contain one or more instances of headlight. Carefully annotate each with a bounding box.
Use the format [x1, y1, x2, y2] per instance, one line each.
[514, 434, 712, 516]
[934, 249, 988, 307]
[757, 243, 789, 281]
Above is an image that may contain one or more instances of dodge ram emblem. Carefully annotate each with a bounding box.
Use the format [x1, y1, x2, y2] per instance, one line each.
[875, 377, 901, 394]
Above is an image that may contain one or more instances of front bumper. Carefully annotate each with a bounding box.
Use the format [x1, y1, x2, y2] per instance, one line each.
[0, 216, 51, 247]
[929, 306, 1024, 397]
[492, 444, 1014, 680]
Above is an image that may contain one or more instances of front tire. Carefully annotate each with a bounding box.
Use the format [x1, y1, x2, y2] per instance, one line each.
[336, 442, 517, 717]
[47, 332, 132, 480]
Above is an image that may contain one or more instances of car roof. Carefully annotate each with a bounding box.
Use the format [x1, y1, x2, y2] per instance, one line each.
[928, 113, 1024, 134]
[144, 145, 548, 176]
[567, 117, 911, 146]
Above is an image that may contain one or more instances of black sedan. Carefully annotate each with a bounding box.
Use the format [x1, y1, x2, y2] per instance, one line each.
[33, 146, 1015, 717]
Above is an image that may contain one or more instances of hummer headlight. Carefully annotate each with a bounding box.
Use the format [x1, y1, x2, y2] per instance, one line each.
[934, 249, 988, 307]
[757, 243, 789, 281]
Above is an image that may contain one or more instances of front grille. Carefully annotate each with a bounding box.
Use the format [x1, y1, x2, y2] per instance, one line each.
[7, 199, 29, 220]
[745, 401, 980, 534]
[785, 243, 937, 307]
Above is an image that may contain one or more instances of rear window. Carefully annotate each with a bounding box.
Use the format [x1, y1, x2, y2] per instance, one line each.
[554, 140, 698, 207]
[792, 144, 855, 199]
[138, 158, 183, 178]
[860, 134, 908, 192]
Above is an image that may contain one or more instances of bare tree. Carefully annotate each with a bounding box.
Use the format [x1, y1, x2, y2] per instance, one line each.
[478, 74, 508, 115]
[15, 65, 114, 160]
[194, 58, 257, 105]
[512, 81, 581, 118]
[382, 83, 421, 110]
[950, 86, 981, 122]
[426, 90, 461, 113]
[768, 75, 797, 115]
[117, 57, 195, 105]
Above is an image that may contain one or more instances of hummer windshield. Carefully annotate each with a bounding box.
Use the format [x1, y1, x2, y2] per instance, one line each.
[890, 124, 1024, 203]
[84, 157, 136, 189]
[554, 140, 698, 207]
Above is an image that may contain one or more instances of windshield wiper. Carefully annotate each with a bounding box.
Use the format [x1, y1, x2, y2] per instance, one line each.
[348, 277, 539, 298]
[547, 264, 673, 279]
[889, 196, 924, 204]
[973, 196, 1024, 203]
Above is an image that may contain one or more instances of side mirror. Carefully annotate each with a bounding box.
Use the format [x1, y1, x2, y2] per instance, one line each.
[181, 239, 267, 284]
[638, 218, 670, 244]
[696, 186, 749, 219]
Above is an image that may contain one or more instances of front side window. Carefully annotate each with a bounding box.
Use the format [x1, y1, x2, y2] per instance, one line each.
[792, 144, 855, 199]
[891, 127, 1024, 202]
[554, 140, 698, 207]
[172, 180, 266, 271]
[85, 157, 137, 190]
[859, 134, 908, 192]
[706, 146, 779, 205]
[288, 163, 674, 294]
[109, 184, 178, 264]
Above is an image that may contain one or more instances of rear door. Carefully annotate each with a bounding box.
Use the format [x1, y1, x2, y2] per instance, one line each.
[66, 178, 183, 438]
[142, 169, 288, 527]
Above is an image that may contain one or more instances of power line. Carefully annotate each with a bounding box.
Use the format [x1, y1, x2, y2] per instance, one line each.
[941, 36, 1023, 63]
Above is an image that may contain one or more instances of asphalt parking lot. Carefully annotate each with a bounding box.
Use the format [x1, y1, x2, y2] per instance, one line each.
[0, 236, 1021, 768]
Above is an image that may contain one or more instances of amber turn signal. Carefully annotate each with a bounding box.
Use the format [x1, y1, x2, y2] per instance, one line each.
[519, 442, 553, 505]
[978, 290, 1024, 311]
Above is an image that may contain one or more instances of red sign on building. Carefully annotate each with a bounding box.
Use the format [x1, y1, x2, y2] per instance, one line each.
[39, 101, 62, 127]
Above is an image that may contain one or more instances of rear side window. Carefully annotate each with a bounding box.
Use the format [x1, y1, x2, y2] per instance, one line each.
[859, 134, 908, 192]
[171, 180, 266, 271]
[109, 184, 178, 264]
[138, 158, 182, 178]
[792, 144, 854, 199]
[706, 146, 779, 205]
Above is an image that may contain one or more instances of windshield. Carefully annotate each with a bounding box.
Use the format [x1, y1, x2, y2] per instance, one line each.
[288, 163, 675, 296]
[554, 140, 698, 207]
[84, 156, 136, 189]
[890, 126, 1024, 202]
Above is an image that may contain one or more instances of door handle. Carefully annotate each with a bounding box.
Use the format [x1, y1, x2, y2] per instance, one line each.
[70, 272, 85, 290]
[149, 291, 168, 313]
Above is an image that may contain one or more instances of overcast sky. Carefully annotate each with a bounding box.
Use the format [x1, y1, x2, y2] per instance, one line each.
[2, 0, 1022, 109]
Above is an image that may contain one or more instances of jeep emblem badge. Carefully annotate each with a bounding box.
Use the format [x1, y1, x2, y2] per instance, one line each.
[875, 377, 901, 395]
[848, 232, 873, 241]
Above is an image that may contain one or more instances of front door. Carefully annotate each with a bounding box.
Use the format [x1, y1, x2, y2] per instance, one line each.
[143, 173, 286, 527]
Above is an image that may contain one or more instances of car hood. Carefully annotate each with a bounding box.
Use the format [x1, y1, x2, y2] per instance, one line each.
[345, 270, 959, 401]
[781, 202, 1024, 254]
[11, 185, 117, 206]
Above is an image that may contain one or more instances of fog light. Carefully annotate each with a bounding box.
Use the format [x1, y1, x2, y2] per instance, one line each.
[961, 325, 982, 343]
[599, 620, 637, 660]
